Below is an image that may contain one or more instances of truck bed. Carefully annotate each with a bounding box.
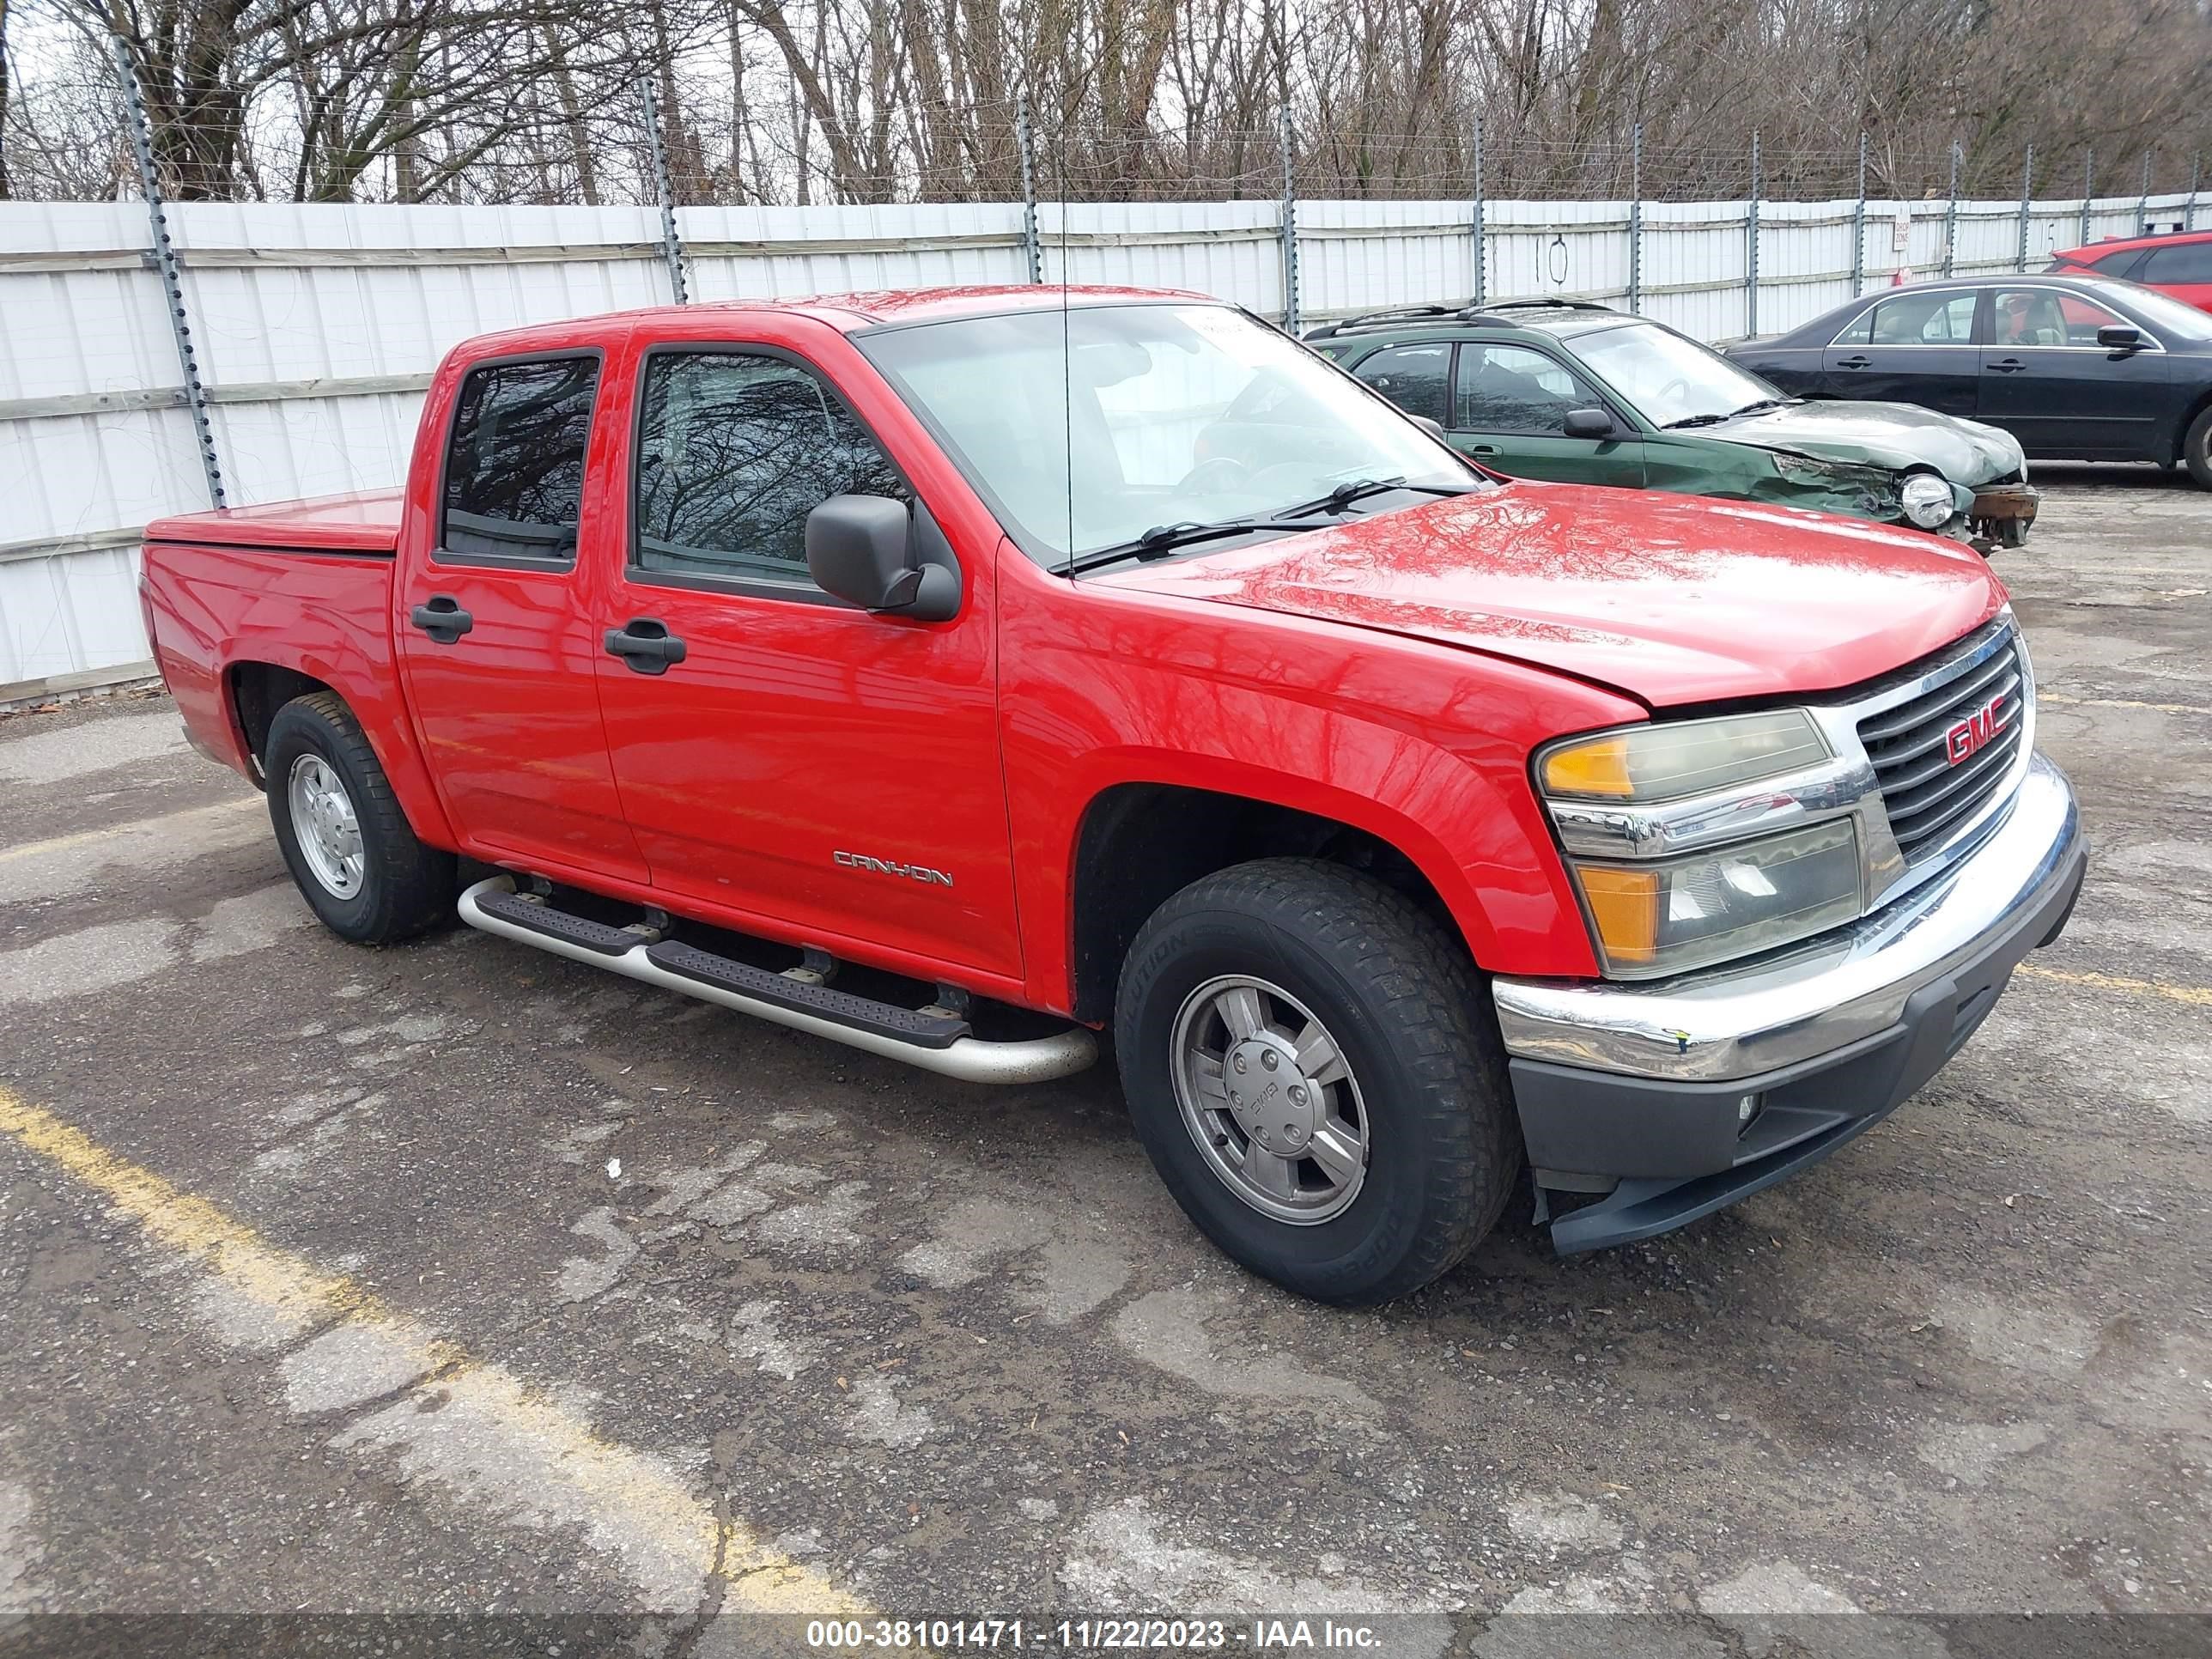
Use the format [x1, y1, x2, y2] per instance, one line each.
[140, 492, 409, 796]
[145, 489, 403, 556]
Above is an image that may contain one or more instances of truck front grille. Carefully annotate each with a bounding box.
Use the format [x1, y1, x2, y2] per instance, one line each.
[1856, 627, 2025, 862]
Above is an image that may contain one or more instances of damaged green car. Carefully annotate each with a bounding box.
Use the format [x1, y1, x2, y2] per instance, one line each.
[1308, 301, 2038, 550]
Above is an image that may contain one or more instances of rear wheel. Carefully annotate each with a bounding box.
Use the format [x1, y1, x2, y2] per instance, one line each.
[1115, 858, 1522, 1305]
[265, 691, 454, 944]
[2182, 405, 2212, 490]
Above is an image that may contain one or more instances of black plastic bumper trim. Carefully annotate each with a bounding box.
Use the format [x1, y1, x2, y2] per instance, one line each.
[1521, 836, 2088, 1255]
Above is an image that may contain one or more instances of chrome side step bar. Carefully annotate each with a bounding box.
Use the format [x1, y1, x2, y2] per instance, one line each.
[457, 877, 1097, 1085]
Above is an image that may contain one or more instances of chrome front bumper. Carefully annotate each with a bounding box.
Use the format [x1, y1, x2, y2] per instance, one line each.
[1492, 751, 2083, 1085]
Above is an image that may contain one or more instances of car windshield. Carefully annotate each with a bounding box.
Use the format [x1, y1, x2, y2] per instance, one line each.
[1569, 320, 1784, 428]
[2106, 281, 2212, 341]
[855, 302, 1480, 567]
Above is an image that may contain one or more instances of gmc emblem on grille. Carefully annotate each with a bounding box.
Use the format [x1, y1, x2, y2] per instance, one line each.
[1945, 693, 2006, 764]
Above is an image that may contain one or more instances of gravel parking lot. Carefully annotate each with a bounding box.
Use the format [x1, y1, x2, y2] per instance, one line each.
[3, 465, 2207, 1654]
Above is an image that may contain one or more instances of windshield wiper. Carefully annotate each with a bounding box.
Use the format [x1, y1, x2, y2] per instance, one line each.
[1271, 477, 1474, 521]
[1661, 412, 1729, 430]
[1065, 518, 1280, 575]
[1728, 398, 1797, 416]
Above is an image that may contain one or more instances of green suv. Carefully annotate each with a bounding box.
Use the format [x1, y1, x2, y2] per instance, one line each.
[1306, 301, 2038, 550]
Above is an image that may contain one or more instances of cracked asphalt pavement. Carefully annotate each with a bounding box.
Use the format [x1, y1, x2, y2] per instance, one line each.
[2, 464, 2208, 1656]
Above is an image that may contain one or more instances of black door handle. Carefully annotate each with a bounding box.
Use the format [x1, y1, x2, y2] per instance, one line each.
[605, 618, 687, 675]
[410, 595, 473, 644]
[1466, 443, 1501, 458]
[1989, 358, 2027, 373]
[1835, 356, 1871, 369]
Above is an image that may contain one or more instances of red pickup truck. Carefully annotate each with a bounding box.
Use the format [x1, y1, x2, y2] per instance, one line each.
[142, 286, 2087, 1304]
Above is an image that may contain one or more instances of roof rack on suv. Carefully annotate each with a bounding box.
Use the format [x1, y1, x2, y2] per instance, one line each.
[1304, 297, 1620, 341]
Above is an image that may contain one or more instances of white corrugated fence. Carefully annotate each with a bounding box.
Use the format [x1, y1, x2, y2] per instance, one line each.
[0, 188, 2199, 696]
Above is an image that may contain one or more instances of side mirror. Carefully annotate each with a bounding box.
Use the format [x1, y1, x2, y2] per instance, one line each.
[805, 495, 960, 622]
[1563, 407, 1614, 440]
[2096, 324, 2143, 353]
[1410, 414, 1447, 441]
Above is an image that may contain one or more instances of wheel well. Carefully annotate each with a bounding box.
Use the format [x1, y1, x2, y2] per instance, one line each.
[228, 663, 331, 772]
[1067, 783, 1459, 1024]
[2179, 388, 2212, 462]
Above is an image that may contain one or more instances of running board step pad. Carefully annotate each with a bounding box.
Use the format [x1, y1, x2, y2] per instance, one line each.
[647, 939, 970, 1049]
[474, 889, 639, 957]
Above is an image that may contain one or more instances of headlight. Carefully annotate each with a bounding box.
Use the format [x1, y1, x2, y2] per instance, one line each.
[1566, 819, 1863, 978]
[1538, 712, 1866, 979]
[1899, 473, 1955, 529]
[1539, 709, 1830, 803]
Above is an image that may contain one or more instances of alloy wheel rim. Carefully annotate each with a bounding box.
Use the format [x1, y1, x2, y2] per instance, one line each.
[1169, 974, 1369, 1224]
[287, 754, 365, 899]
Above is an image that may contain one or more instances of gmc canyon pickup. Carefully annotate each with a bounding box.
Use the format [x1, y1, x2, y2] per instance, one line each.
[141, 286, 2088, 1305]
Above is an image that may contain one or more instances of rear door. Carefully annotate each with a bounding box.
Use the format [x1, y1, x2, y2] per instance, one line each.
[1821, 289, 1982, 414]
[591, 335, 1020, 979]
[1979, 285, 2172, 458]
[1446, 341, 1646, 486]
[394, 349, 647, 882]
[2136, 240, 2212, 315]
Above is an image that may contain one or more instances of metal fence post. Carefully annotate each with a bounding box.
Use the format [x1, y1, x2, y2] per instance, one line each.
[637, 78, 688, 304]
[1851, 131, 1867, 295]
[1942, 142, 1960, 277]
[2080, 149, 2094, 246]
[112, 34, 224, 509]
[1627, 123, 1644, 314]
[1277, 102, 1299, 333]
[2017, 145, 2034, 271]
[2137, 151, 2153, 233]
[1470, 113, 1486, 307]
[1015, 97, 1043, 284]
[1746, 131, 1760, 337]
[2191, 155, 2203, 233]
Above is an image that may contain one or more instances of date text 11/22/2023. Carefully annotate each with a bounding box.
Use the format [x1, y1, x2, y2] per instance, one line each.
[805, 1616, 1398, 1650]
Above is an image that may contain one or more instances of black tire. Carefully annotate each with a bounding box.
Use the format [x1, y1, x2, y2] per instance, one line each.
[1114, 858, 1522, 1305]
[264, 690, 455, 945]
[2183, 404, 2212, 491]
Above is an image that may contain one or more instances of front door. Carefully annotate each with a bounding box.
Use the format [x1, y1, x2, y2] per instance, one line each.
[1820, 288, 1982, 414]
[592, 342, 1020, 980]
[393, 349, 648, 883]
[1979, 285, 2172, 459]
[1447, 342, 1646, 486]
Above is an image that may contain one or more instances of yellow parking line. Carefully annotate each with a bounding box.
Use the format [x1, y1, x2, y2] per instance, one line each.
[2014, 963, 2212, 1008]
[2040, 691, 2209, 717]
[0, 1086, 866, 1617]
[0, 796, 261, 865]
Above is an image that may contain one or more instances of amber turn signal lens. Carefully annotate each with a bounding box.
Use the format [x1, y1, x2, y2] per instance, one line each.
[1575, 866, 1659, 964]
[1540, 737, 1634, 799]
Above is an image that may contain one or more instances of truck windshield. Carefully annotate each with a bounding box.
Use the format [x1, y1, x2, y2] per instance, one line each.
[856, 302, 1480, 568]
[1570, 320, 1784, 429]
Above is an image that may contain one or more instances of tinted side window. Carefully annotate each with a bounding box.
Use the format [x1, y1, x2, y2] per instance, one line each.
[1863, 292, 1978, 345]
[1454, 344, 1600, 434]
[1351, 343, 1451, 425]
[2089, 248, 2149, 279]
[441, 357, 599, 562]
[634, 353, 907, 586]
[2142, 242, 2212, 283]
[1829, 305, 1876, 347]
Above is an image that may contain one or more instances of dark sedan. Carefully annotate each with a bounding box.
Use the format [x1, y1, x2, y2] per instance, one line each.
[1727, 275, 2212, 488]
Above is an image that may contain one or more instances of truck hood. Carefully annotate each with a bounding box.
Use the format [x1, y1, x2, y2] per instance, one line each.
[1097, 482, 2007, 708]
[145, 488, 403, 554]
[1706, 400, 2025, 484]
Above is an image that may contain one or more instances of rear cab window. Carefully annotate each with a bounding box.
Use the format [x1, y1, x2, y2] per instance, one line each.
[440, 356, 601, 565]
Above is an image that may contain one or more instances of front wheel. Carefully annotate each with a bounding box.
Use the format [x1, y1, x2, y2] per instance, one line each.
[2183, 405, 2212, 491]
[1115, 859, 1522, 1305]
[265, 690, 455, 945]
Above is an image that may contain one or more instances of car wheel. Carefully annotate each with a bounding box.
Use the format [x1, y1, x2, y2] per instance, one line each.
[1114, 858, 1522, 1305]
[2183, 405, 2212, 491]
[265, 690, 456, 945]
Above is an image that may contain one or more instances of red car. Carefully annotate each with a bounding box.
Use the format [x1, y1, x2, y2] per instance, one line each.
[2047, 228, 2212, 314]
[139, 287, 2087, 1304]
